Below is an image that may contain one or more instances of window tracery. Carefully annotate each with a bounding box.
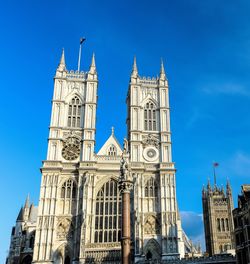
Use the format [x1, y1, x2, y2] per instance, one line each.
[144, 102, 157, 131]
[94, 179, 121, 243]
[67, 96, 81, 127]
[144, 177, 158, 211]
[61, 179, 76, 200]
[107, 145, 117, 156]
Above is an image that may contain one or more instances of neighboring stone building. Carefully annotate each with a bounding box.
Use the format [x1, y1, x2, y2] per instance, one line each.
[233, 185, 250, 264]
[202, 180, 235, 256]
[6, 196, 37, 264]
[7, 50, 190, 263]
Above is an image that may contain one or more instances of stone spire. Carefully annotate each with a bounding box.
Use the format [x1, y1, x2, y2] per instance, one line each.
[160, 58, 166, 80]
[24, 194, 30, 208]
[57, 48, 66, 72]
[131, 56, 138, 77]
[226, 179, 232, 195]
[16, 207, 24, 221]
[89, 53, 96, 74]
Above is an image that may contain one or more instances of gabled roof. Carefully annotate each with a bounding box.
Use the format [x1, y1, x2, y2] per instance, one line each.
[97, 128, 123, 156]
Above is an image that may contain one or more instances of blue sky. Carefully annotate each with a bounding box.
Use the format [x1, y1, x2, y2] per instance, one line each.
[1, 0, 250, 261]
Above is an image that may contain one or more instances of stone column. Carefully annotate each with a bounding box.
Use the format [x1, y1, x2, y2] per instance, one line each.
[119, 139, 133, 264]
[120, 181, 133, 264]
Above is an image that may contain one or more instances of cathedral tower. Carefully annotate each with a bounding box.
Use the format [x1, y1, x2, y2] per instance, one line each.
[127, 58, 184, 261]
[202, 180, 235, 256]
[33, 50, 98, 264]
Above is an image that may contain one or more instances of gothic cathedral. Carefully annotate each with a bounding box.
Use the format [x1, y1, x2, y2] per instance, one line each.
[7, 50, 185, 264]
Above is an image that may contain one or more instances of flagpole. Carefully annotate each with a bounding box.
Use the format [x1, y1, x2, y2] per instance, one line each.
[77, 37, 86, 72]
[77, 43, 82, 72]
[213, 162, 219, 186]
[213, 166, 216, 186]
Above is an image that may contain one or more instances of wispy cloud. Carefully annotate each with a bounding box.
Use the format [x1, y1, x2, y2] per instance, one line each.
[180, 211, 205, 250]
[186, 108, 213, 129]
[202, 82, 250, 96]
[226, 151, 250, 177]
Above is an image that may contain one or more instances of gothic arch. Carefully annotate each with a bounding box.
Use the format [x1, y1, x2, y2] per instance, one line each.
[93, 178, 121, 243]
[140, 96, 158, 108]
[143, 239, 161, 260]
[59, 177, 77, 189]
[52, 242, 73, 264]
[20, 255, 32, 264]
[94, 175, 119, 195]
[65, 92, 83, 104]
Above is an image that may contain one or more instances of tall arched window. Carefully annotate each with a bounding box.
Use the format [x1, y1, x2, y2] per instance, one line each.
[67, 96, 81, 128]
[145, 177, 158, 198]
[144, 177, 158, 211]
[94, 179, 121, 243]
[225, 218, 229, 231]
[61, 179, 76, 200]
[217, 218, 221, 232]
[144, 102, 157, 131]
[107, 145, 117, 156]
[221, 218, 225, 232]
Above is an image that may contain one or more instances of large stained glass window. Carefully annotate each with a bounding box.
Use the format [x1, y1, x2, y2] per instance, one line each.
[94, 179, 121, 243]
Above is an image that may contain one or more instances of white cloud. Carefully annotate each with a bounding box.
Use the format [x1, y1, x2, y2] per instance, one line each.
[202, 82, 250, 96]
[180, 211, 205, 250]
[226, 151, 250, 177]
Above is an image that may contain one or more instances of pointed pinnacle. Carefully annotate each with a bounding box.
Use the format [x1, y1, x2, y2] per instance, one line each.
[89, 53, 96, 74]
[131, 56, 138, 76]
[160, 58, 166, 79]
[60, 48, 65, 65]
[57, 48, 66, 71]
[24, 193, 30, 208]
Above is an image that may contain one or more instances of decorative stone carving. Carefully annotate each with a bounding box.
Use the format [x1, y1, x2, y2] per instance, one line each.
[56, 217, 73, 240]
[142, 134, 159, 148]
[144, 215, 160, 234]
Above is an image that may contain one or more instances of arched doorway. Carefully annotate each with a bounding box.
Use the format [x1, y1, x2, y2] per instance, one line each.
[64, 255, 70, 264]
[21, 255, 32, 264]
[144, 239, 161, 260]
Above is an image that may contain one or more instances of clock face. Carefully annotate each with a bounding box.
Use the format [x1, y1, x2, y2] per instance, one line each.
[62, 137, 80, 161]
[143, 146, 159, 162]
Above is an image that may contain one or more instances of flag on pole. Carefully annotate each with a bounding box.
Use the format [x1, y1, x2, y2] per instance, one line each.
[80, 37, 86, 44]
[213, 162, 219, 167]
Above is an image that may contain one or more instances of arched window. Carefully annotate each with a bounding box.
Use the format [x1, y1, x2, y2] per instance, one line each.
[225, 218, 229, 231]
[217, 218, 221, 232]
[29, 232, 35, 249]
[145, 177, 158, 198]
[94, 179, 121, 243]
[67, 96, 81, 128]
[107, 145, 116, 156]
[144, 102, 157, 131]
[221, 218, 225, 232]
[61, 179, 76, 200]
[144, 177, 158, 211]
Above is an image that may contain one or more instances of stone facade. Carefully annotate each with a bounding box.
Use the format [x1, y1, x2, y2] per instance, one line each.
[202, 180, 235, 256]
[7, 50, 188, 263]
[233, 185, 250, 264]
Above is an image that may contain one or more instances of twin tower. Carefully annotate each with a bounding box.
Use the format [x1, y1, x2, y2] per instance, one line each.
[32, 50, 185, 263]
